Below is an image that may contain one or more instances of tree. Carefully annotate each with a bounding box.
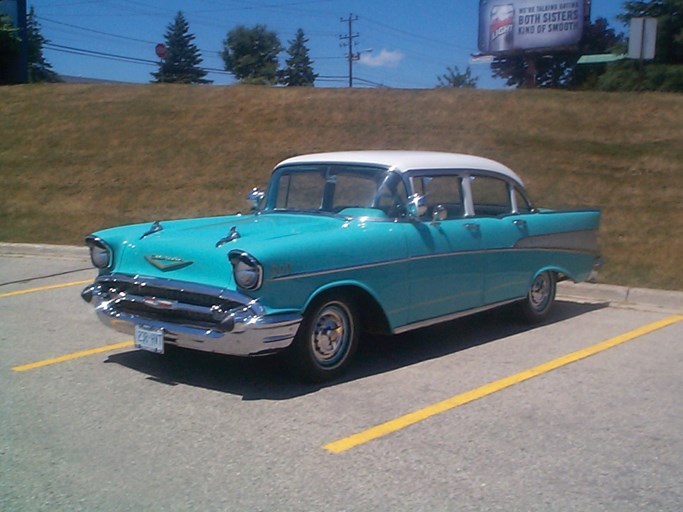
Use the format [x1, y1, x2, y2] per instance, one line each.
[278, 28, 317, 86]
[436, 65, 478, 88]
[619, 0, 683, 65]
[222, 25, 282, 85]
[151, 11, 210, 84]
[0, 14, 20, 84]
[26, 7, 59, 83]
[569, 17, 623, 88]
[596, 0, 683, 91]
[491, 17, 622, 89]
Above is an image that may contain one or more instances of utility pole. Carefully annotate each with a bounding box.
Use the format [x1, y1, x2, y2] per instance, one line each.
[1, 0, 28, 83]
[339, 13, 359, 88]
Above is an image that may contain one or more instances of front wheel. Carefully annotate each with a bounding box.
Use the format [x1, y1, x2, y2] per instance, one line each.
[519, 271, 556, 323]
[287, 293, 359, 383]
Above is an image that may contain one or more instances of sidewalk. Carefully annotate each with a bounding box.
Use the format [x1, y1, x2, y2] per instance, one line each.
[558, 281, 683, 313]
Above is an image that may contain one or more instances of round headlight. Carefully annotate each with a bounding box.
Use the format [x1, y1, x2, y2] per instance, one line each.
[86, 237, 112, 269]
[229, 252, 263, 290]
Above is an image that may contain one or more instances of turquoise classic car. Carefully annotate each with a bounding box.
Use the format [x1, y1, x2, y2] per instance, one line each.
[82, 151, 601, 382]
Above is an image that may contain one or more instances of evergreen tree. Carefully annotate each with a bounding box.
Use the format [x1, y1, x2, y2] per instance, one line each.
[26, 7, 59, 83]
[619, 0, 683, 65]
[490, 17, 622, 89]
[151, 11, 210, 84]
[278, 29, 317, 86]
[436, 65, 478, 88]
[598, 0, 683, 91]
[222, 25, 282, 85]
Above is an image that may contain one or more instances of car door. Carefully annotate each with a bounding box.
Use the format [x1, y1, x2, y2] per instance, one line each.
[465, 174, 533, 304]
[403, 172, 485, 326]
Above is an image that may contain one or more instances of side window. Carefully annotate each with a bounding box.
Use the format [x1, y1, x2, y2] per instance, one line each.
[513, 187, 532, 214]
[413, 175, 464, 219]
[470, 176, 511, 216]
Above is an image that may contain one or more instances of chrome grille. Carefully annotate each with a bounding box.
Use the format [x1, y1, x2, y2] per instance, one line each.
[108, 281, 239, 309]
[95, 274, 247, 329]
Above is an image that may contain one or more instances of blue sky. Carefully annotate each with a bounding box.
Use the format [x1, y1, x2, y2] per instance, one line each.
[28, 0, 627, 88]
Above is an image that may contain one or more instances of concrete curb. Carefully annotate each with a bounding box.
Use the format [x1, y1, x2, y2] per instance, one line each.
[0, 242, 89, 261]
[2, 242, 681, 312]
[558, 281, 683, 312]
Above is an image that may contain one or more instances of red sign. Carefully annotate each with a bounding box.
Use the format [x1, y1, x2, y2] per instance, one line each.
[155, 43, 168, 59]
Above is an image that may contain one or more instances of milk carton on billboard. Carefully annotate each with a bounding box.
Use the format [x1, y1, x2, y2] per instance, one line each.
[478, 0, 585, 53]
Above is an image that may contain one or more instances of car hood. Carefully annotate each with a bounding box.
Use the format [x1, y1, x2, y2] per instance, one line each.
[95, 212, 349, 288]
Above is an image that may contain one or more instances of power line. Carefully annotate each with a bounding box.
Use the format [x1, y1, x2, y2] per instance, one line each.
[353, 76, 388, 88]
[45, 43, 159, 65]
[363, 15, 473, 53]
[44, 43, 232, 75]
[38, 13, 336, 68]
[39, 16, 158, 45]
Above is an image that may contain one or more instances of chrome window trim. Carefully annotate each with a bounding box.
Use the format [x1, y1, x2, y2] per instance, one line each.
[404, 168, 530, 219]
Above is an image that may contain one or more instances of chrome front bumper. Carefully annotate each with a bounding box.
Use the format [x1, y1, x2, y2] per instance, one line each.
[81, 274, 301, 356]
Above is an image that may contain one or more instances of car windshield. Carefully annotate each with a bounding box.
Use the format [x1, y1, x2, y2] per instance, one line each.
[266, 164, 408, 217]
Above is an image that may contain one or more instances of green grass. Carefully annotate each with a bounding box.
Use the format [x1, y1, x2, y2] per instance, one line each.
[1, 84, 682, 290]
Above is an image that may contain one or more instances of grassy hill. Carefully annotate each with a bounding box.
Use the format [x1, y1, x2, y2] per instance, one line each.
[1, 84, 682, 290]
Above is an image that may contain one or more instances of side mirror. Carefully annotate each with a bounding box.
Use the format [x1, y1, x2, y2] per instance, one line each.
[407, 194, 428, 220]
[246, 187, 265, 211]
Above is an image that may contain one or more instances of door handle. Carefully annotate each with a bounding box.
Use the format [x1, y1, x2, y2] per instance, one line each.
[465, 223, 480, 232]
[513, 219, 527, 228]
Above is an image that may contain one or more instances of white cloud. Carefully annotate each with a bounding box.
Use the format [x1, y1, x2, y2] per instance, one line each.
[359, 49, 404, 68]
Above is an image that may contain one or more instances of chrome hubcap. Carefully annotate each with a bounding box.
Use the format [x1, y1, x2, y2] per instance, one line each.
[311, 304, 351, 366]
[529, 273, 551, 311]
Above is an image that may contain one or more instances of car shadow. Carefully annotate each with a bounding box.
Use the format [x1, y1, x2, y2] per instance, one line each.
[105, 300, 608, 401]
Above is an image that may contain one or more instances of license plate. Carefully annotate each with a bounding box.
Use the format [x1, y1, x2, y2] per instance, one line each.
[134, 325, 164, 354]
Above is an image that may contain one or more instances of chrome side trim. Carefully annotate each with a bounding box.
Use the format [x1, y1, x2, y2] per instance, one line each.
[270, 242, 598, 283]
[514, 229, 599, 255]
[272, 257, 408, 282]
[393, 298, 520, 334]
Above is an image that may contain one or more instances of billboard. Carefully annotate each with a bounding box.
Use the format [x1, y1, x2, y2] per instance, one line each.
[0, 0, 19, 25]
[478, 0, 586, 53]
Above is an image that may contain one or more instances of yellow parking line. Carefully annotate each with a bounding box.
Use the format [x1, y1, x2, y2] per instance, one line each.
[324, 314, 683, 454]
[12, 341, 135, 372]
[0, 279, 92, 299]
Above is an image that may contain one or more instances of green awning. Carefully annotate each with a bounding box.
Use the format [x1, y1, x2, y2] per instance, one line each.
[577, 54, 628, 64]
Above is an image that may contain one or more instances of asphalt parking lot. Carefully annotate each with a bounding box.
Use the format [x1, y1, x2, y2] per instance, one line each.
[2, 246, 682, 512]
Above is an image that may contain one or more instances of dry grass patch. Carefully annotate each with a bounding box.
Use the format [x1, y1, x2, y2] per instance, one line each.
[1, 84, 681, 290]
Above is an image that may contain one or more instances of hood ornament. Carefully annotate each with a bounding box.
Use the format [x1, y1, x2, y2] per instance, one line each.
[140, 221, 163, 240]
[216, 226, 240, 248]
[144, 255, 193, 271]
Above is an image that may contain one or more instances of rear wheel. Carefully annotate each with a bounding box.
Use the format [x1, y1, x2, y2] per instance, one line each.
[287, 293, 359, 383]
[519, 271, 556, 323]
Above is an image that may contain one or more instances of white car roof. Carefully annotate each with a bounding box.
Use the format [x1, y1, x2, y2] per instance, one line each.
[276, 150, 524, 187]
